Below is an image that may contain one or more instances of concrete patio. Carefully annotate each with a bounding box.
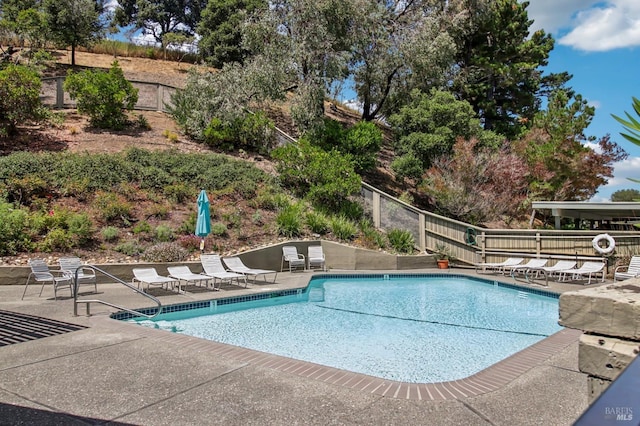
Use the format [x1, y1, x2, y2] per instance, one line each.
[0, 268, 599, 425]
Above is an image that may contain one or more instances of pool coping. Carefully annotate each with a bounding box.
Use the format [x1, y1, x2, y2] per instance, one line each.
[109, 273, 580, 401]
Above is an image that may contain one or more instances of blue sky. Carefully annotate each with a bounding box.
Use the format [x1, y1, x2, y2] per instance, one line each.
[525, 0, 640, 201]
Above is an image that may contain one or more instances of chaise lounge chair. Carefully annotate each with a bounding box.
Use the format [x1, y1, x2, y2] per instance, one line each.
[534, 260, 577, 280]
[475, 257, 524, 274]
[201, 254, 247, 287]
[132, 268, 180, 293]
[222, 256, 278, 284]
[614, 255, 640, 281]
[557, 261, 605, 285]
[167, 265, 215, 291]
[504, 258, 548, 277]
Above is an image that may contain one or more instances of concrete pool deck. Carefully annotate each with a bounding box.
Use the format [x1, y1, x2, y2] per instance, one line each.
[0, 268, 599, 425]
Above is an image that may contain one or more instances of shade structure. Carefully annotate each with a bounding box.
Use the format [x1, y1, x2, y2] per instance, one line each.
[196, 189, 211, 252]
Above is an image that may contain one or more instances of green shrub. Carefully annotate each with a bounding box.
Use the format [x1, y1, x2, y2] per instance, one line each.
[255, 190, 291, 211]
[330, 215, 358, 241]
[0, 64, 46, 137]
[0, 201, 31, 255]
[66, 212, 94, 245]
[211, 222, 227, 237]
[359, 219, 387, 250]
[154, 224, 174, 242]
[115, 240, 144, 256]
[63, 61, 139, 129]
[163, 183, 192, 204]
[251, 210, 263, 225]
[141, 242, 189, 262]
[387, 228, 415, 254]
[101, 226, 119, 242]
[4, 175, 49, 206]
[276, 204, 303, 238]
[305, 210, 329, 235]
[132, 221, 152, 235]
[146, 204, 170, 219]
[92, 191, 132, 223]
[178, 212, 197, 235]
[38, 228, 73, 252]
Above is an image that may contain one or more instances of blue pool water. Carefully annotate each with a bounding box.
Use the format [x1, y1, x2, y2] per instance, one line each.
[131, 275, 562, 382]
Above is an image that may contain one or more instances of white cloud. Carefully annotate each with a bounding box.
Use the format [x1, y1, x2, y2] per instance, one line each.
[591, 156, 640, 200]
[525, 0, 600, 34]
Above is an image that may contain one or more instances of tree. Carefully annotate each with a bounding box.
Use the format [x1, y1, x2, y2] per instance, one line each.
[0, 0, 48, 48]
[387, 88, 502, 181]
[197, 0, 266, 68]
[612, 96, 640, 145]
[113, 0, 207, 46]
[514, 90, 627, 201]
[422, 138, 529, 224]
[0, 64, 45, 136]
[64, 61, 138, 129]
[452, 0, 556, 139]
[44, 0, 106, 66]
[611, 189, 640, 202]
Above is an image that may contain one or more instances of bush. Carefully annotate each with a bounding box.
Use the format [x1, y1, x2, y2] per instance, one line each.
[163, 183, 192, 204]
[92, 191, 132, 223]
[154, 224, 174, 242]
[101, 226, 119, 242]
[0, 201, 31, 255]
[305, 210, 329, 235]
[132, 221, 152, 235]
[177, 234, 201, 251]
[359, 219, 386, 249]
[141, 242, 189, 262]
[330, 215, 357, 241]
[115, 240, 144, 256]
[38, 228, 73, 252]
[276, 204, 303, 238]
[211, 222, 228, 237]
[0, 64, 46, 137]
[387, 228, 415, 254]
[64, 61, 139, 129]
[66, 212, 94, 245]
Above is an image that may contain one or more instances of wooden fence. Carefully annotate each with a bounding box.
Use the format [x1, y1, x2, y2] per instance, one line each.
[361, 182, 640, 266]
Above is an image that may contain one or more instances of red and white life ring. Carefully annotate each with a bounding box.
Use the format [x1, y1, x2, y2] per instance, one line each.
[592, 233, 615, 254]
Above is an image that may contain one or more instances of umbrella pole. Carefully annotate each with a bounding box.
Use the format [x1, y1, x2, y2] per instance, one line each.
[200, 238, 205, 253]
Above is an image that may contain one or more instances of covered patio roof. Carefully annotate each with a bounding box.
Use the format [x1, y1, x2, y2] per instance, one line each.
[531, 201, 640, 229]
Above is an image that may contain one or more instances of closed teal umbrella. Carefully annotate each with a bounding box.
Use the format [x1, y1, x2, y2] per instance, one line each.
[196, 189, 211, 252]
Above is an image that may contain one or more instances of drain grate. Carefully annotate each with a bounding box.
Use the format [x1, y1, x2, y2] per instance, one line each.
[0, 310, 87, 347]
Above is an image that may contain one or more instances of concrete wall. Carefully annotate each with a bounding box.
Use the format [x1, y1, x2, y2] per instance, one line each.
[559, 281, 640, 402]
[0, 240, 437, 286]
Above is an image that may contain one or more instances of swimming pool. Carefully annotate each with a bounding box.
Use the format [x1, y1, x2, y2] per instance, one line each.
[125, 274, 562, 383]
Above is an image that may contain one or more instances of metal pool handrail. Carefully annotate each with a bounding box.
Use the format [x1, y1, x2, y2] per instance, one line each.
[72, 265, 162, 318]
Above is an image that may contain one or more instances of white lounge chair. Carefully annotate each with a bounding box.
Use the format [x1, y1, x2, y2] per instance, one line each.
[21, 259, 72, 300]
[281, 246, 306, 272]
[533, 260, 577, 280]
[222, 256, 277, 283]
[58, 257, 97, 295]
[614, 255, 640, 281]
[505, 258, 548, 277]
[307, 246, 326, 271]
[475, 257, 524, 274]
[132, 268, 179, 293]
[201, 254, 247, 287]
[167, 266, 215, 290]
[557, 261, 606, 284]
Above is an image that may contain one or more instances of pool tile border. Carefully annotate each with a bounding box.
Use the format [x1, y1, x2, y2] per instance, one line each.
[108, 273, 576, 400]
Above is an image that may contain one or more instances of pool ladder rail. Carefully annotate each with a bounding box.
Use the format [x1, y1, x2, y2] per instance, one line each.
[72, 265, 162, 319]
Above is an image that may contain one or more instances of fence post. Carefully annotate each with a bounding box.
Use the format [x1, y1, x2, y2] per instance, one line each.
[372, 191, 381, 228]
[419, 213, 426, 252]
[536, 232, 541, 256]
[56, 77, 64, 109]
[156, 84, 163, 111]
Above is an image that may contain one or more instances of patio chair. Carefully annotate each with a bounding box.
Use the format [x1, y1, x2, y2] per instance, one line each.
[132, 268, 180, 293]
[307, 245, 326, 271]
[58, 257, 97, 295]
[614, 255, 640, 281]
[201, 254, 247, 288]
[534, 260, 577, 280]
[557, 261, 606, 285]
[21, 259, 72, 300]
[222, 256, 278, 284]
[504, 258, 548, 277]
[281, 246, 306, 272]
[474, 257, 524, 274]
[167, 265, 214, 291]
